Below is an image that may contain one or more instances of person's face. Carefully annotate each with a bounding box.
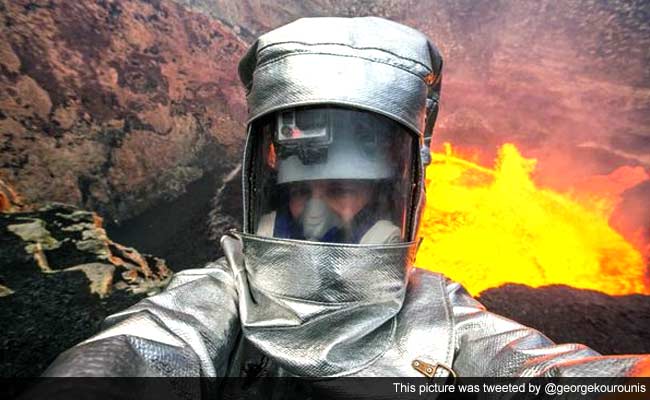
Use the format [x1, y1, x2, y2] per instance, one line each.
[288, 180, 373, 223]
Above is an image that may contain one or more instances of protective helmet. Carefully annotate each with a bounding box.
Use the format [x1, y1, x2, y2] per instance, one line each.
[238, 17, 443, 244]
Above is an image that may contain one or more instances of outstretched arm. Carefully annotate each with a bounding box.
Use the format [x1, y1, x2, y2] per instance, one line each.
[43, 259, 240, 377]
[447, 280, 650, 377]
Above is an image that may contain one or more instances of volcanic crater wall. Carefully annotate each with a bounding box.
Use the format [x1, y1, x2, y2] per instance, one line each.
[0, 0, 247, 222]
[2, 0, 649, 242]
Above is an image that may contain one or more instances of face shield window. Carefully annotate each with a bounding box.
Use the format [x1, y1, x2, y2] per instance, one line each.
[248, 107, 416, 244]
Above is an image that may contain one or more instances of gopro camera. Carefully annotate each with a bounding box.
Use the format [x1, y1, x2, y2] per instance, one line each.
[275, 109, 332, 164]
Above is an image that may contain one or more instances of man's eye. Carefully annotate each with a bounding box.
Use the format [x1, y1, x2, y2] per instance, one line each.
[290, 185, 310, 197]
[327, 185, 355, 198]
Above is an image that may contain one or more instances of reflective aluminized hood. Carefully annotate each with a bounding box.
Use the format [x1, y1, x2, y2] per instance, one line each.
[238, 17, 442, 138]
[221, 232, 418, 377]
[238, 17, 444, 240]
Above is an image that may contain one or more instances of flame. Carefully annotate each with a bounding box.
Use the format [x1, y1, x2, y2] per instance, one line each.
[415, 143, 649, 296]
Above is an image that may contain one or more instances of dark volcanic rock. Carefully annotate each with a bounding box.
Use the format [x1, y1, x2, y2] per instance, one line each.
[1, 271, 144, 378]
[0, 204, 172, 377]
[107, 167, 237, 269]
[0, 0, 247, 222]
[478, 284, 650, 355]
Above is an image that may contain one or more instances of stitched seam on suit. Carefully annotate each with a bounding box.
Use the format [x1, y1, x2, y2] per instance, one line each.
[244, 299, 398, 331]
[237, 231, 417, 250]
[248, 281, 407, 306]
[325, 318, 399, 377]
[257, 40, 434, 72]
[249, 318, 398, 377]
[439, 275, 456, 367]
[255, 51, 431, 83]
[247, 100, 424, 137]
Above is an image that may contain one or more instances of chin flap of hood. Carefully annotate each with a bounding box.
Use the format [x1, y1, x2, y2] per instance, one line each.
[221, 232, 418, 377]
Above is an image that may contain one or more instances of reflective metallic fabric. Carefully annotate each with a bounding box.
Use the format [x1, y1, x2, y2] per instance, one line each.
[45, 233, 650, 380]
[239, 17, 437, 240]
[45, 262, 240, 378]
[223, 232, 418, 376]
[43, 17, 649, 385]
[238, 17, 442, 137]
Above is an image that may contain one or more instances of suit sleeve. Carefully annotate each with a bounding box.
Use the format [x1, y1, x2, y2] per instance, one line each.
[447, 280, 650, 377]
[43, 259, 240, 377]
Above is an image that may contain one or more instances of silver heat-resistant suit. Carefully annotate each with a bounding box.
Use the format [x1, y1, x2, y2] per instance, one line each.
[45, 17, 649, 381]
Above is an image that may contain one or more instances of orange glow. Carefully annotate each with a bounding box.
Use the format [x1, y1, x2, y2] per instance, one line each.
[415, 143, 649, 296]
[267, 143, 277, 169]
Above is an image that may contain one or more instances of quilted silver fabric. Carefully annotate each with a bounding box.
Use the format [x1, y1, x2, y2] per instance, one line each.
[43, 16, 650, 385]
[223, 232, 418, 377]
[239, 17, 437, 239]
[447, 281, 639, 377]
[238, 16, 442, 137]
[45, 233, 650, 380]
[44, 262, 240, 378]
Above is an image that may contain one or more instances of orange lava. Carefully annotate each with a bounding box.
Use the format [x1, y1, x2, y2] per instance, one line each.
[415, 143, 650, 296]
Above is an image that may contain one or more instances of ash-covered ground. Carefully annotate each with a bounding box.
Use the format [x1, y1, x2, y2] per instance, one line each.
[479, 285, 650, 355]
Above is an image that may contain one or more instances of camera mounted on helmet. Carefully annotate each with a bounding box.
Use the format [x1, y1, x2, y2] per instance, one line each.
[275, 108, 333, 165]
